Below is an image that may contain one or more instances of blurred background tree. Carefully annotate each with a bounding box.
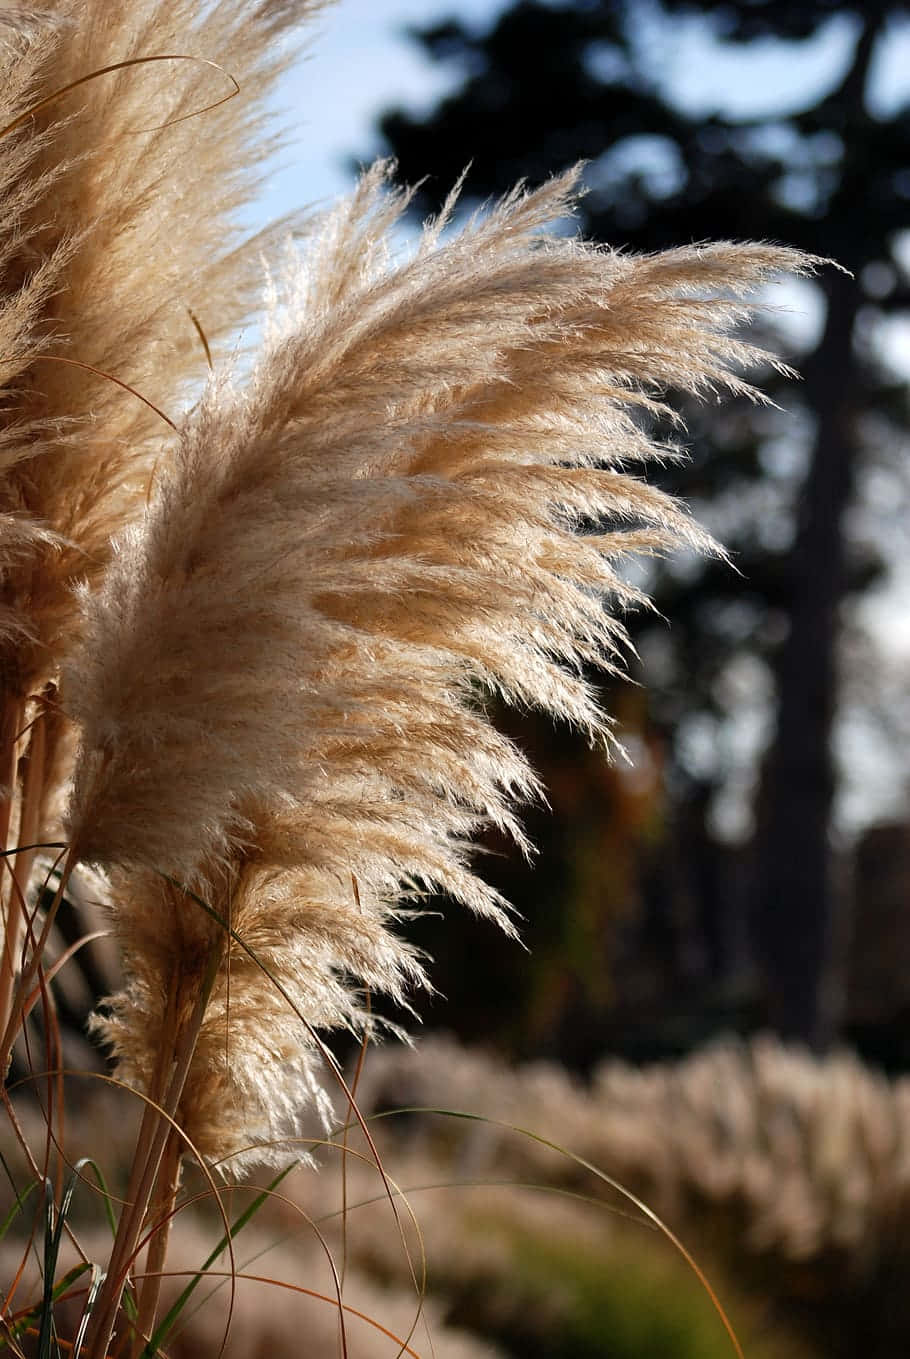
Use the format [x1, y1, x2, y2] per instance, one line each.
[368, 0, 910, 1056]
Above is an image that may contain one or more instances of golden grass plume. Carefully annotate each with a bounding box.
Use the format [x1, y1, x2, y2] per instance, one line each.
[60, 161, 818, 1167]
[0, 0, 327, 695]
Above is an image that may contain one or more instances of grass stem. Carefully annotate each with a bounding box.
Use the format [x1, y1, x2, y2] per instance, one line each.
[0, 695, 24, 1045]
[130, 1127, 182, 1359]
[83, 937, 223, 1359]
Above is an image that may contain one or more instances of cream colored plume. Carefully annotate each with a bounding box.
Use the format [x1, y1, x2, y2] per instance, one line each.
[0, 0, 327, 696]
[65, 163, 815, 1167]
[0, 0, 329, 1094]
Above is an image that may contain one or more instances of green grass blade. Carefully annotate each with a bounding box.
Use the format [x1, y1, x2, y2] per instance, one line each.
[71, 1264, 104, 1359]
[2, 1263, 91, 1356]
[59, 1160, 138, 1324]
[0, 1164, 37, 1240]
[76, 1158, 120, 1242]
[36, 1179, 59, 1359]
[36, 1159, 95, 1359]
[50, 1261, 92, 1305]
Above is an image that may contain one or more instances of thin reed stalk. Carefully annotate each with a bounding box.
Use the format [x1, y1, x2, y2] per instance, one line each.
[0, 695, 23, 1042]
[82, 936, 224, 1359]
[131, 1125, 183, 1359]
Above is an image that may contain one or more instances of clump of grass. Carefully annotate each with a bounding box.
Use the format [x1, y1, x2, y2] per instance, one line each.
[0, 1, 820, 1354]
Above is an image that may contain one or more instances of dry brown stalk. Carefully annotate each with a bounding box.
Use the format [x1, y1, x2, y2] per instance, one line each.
[0, 696, 24, 1041]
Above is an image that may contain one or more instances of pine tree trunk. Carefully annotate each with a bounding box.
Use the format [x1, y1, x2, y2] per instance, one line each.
[750, 9, 882, 1048]
[752, 267, 858, 1046]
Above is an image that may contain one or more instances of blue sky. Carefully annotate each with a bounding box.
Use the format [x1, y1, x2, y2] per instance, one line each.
[258, 0, 507, 222]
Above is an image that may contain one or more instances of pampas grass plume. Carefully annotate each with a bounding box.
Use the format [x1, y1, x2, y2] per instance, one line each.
[0, 0, 327, 695]
[62, 161, 817, 1167]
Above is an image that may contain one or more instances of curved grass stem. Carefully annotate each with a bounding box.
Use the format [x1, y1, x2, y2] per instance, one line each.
[0, 842, 76, 1083]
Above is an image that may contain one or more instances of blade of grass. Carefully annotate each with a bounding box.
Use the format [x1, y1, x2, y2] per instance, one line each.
[72, 1266, 104, 1359]
[3, 1262, 92, 1353]
[37, 1179, 59, 1359]
[79, 1162, 126, 1248]
[37, 1161, 93, 1359]
[0, 1161, 37, 1240]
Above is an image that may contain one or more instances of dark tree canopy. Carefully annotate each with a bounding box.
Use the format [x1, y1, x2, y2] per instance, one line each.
[379, 1, 906, 253]
[372, 0, 910, 1051]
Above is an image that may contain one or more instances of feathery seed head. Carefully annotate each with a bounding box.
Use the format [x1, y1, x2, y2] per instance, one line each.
[64, 162, 819, 1166]
[0, 0, 327, 696]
